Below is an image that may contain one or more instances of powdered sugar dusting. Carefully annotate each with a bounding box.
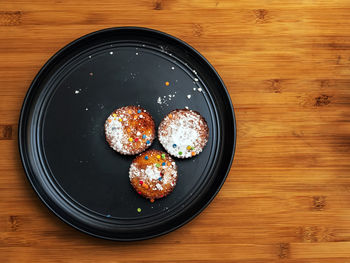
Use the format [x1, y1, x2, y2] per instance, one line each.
[105, 116, 126, 153]
[129, 162, 177, 191]
[145, 165, 161, 181]
[158, 109, 209, 158]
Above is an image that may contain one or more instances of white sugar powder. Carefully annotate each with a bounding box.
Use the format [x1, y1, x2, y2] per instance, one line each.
[159, 112, 198, 157]
[105, 116, 126, 153]
[145, 165, 161, 181]
[129, 162, 177, 187]
[159, 110, 208, 158]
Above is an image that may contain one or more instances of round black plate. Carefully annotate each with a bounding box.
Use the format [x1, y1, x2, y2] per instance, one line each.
[19, 27, 236, 241]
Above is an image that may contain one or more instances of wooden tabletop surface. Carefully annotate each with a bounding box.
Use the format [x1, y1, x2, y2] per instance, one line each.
[1, 0, 350, 262]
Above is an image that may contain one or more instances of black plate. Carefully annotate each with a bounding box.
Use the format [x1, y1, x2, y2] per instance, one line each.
[19, 27, 236, 241]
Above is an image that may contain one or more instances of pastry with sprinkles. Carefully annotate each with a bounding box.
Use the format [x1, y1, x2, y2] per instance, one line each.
[105, 106, 155, 155]
[158, 109, 209, 158]
[129, 150, 178, 202]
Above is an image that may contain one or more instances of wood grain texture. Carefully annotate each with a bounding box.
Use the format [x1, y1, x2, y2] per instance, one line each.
[1, 0, 350, 262]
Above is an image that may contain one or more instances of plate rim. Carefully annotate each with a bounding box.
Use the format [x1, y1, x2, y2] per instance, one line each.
[18, 26, 237, 241]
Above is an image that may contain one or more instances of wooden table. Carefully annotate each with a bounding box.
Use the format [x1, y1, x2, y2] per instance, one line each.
[1, 0, 350, 262]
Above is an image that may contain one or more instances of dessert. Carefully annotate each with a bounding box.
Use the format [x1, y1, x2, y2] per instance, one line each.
[105, 106, 155, 155]
[129, 150, 178, 202]
[158, 109, 209, 158]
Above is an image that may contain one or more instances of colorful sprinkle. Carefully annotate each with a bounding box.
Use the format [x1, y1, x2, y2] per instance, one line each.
[162, 162, 166, 166]
[146, 140, 150, 144]
[137, 208, 141, 212]
[143, 184, 149, 189]
[158, 177, 162, 181]
[133, 115, 138, 119]
[150, 199, 154, 203]
[137, 109, 141, 113]
[168, 114, 173, 119]
[128, 138, 133, 142]
[142, 134, 147, 139]
[118, 118, 122, 122]
[165, 81, 170, 86]
[156, 155, 161, 159]
[138, 191, 141, 194]
[187, 145, 192, 150]
[135, 138, 139, 142]
[161, 154, 166, 159]
[139, 180, 143, 185]
[191, 151, 196, 156]
[127, 128, 131, 133]
[179, 151, 183, 155]
[108, 119, 112, 123]
[112, 113, 117, 117]
[128, 110, 132, 114]
[156, 163, 160, 168]
[172, 144, 177, 148]
[144, 156, 149, 160]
